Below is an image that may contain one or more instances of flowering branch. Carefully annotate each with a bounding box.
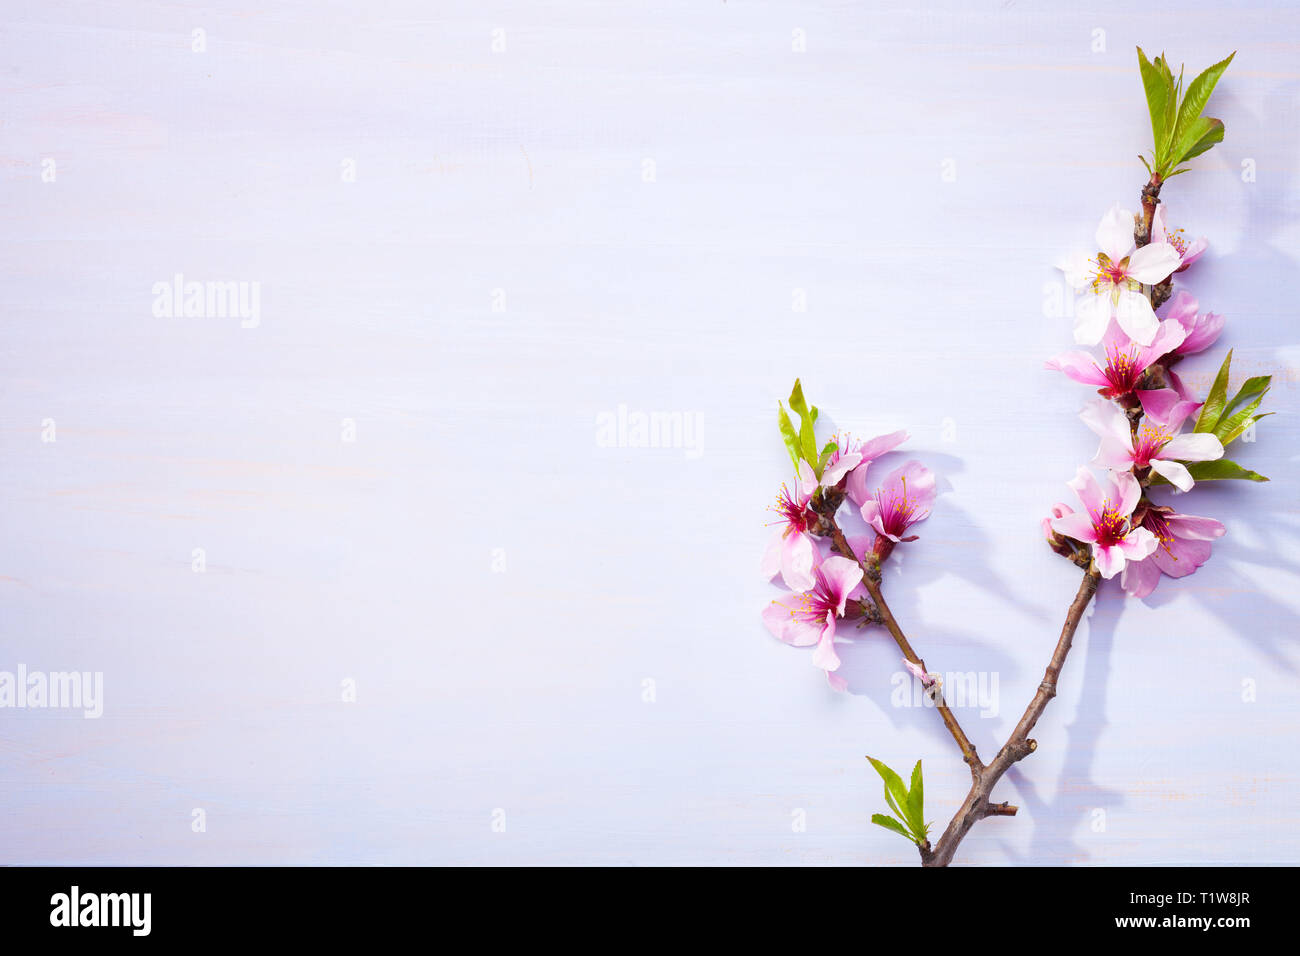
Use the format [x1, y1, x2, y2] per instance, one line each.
[919, 564, 1102, 866]
[819, 512, 983, 778]
[760, 47, 1269, 867]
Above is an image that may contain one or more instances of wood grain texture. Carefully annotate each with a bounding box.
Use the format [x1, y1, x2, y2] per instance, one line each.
[1, 1, 1297, 865]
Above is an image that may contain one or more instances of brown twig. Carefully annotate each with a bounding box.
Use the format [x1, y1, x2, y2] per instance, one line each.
[820, 513, 984, 778]
[920, 564, 1102, 867]
[1135, 173, 1174, 309]
[915, 174, 1164, 865]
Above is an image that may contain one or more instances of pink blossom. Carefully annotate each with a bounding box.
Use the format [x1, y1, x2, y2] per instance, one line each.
[1041, 502, 1074, 541]
[837, 430, 910, 506]
[761, 461, 820, 591]
[762, 554, 864, 687]
[1151, 204, 1208, 272]
[1046, 317, 1185, 399]
[1049, 467, 1157, 579]
[859, 461, 935, 544]
[1080, 390, 1223, 491]
[1162, 290, 1224, 357]
[903, 658, 940, 689]
[1120, 507, 1226, 598]
[1061, 203, 1183, 346]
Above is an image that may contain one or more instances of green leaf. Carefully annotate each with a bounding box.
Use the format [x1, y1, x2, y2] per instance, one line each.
[1137, 48, 1174, 163]
[1160, 459, 1270, 483]
[1195, 349, 1233, 433]
[1180, 117, 1224, 162]
[1220, 412, 1270, 447]
[817, 441, 838, 475]
[1169, 115, 1223, 172]
[1217, 401, 1264, 446]
[1222, 411, 1274, 447]
[867, 756, 911, 824]
[871, 813, 918, 845]
[1215, 378, 1270, 445]
[787, 378, 810, 422]
[1171, 51, 1234, 162]
[777, 403, 801, 471]
[787, 379, 820, 475]
[906, 760, 925, 836]
[1221, 375, 1270, 420]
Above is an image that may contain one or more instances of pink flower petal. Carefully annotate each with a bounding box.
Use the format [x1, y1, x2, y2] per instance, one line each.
[1151, 204, 1170, 245]
[1126, 241, 1182, 284]
[796, 460, 819, 498]
[1051, 511, 1099, 543]
[1066, 466, 1105, 515]
[811, 615, 841, 672]
[1121, 554, 1161, 597]
[1180, 237, 1207, 267]
[819, 555, 864, 615]
[1164, 514, 1226, 540]
[1045, 351, 1109, 387]
[1159, 432, 1223, 464]
[1073, 293, 1113, 345]
[760, 528, 784, 580]
[1137, 387, 1182, 425]
[1148, 458, 1194, 491]
[1151, 532, 1213, 578]
[1113, 470, 1142, 517]
[780, 531, 817, 592]
[1120, 526, 1158, 561]
[1162, 290, 1200, 330]
[762, 596, 822, 647]
[1179, 311, 1224, 355]
[1114, 289, 1159, 346]
[1093, 543, 1125, 579]
[856, 429, 910, 461]
[1080, 398, 1134, 448]
[1095, 204, 1136, 263]
[821, 451, 862, 488]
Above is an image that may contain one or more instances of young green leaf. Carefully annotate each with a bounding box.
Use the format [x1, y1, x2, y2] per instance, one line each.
[906, 760, 925, 836]
[867, 756, 911, 824]
[1137, 47, 1172, 161]
[1194, 349, 1233, 433]
[1220, 375, 1270, 420]
[1180, 117, 1225, 162]
[1219, 411, 1272, 447]
[1171, 51, 1235, 158]
[870, 813, 918, 845]
[777, 403, 802, 471]
[1214, 379, 1270, 445]
[787, 379, 810, 421]
[817, 441, 838, 475]
[1138, 46, 1180, 163]
[1180, 459, 1269, 483]
[787, 379, 820, 474]
[1170, 115, 1224, 170]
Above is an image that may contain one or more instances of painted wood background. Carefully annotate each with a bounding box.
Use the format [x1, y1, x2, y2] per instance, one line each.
[2, 0, 1297, 865]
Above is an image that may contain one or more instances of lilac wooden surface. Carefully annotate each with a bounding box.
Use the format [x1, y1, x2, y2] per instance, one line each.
[1, 1, 1297, 864]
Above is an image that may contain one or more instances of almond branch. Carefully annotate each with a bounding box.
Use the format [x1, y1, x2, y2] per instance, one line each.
[919, 564, 1101, 867]
[819, 511, 983, 779]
